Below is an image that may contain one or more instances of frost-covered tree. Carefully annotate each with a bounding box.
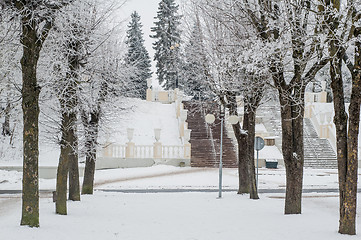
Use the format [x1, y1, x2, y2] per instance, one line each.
[185, 0, 267, 199]
[43, 0, 96, 215]
[151, 0, 182, 89]
[1, 0, 74, 227]
[232, 0, 329, 215]
[125, 11, 151, 99]
[42, 0, 129, 197]
[0, 8, 21, 139]
[183, 19, 209, 99]
[317, 0, 361, 234]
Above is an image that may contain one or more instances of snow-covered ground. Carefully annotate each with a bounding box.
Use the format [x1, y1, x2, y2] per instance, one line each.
[0, 166, 360, 240]
[0, 165, 343, 191]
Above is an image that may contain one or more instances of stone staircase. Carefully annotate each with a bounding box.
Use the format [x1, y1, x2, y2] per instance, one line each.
[303, 118, 338, 168]
[183, 101, 237, 168]
[259, 104, 337, 169]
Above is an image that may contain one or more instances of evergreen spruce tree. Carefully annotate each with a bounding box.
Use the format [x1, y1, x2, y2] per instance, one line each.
[183, 21, 209, 99]
[125, 11, 152, 99]
[151, 0, 182, 89]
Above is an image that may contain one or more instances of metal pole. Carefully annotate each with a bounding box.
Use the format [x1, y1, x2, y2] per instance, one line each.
[218, 110, 224, 198]
[256, 150, 259, 189]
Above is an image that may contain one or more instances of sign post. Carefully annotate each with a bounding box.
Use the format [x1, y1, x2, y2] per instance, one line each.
[254, 136, 265, 189]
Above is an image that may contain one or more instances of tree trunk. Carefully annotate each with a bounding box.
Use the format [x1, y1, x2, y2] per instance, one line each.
[226, 93, 250, 194]
[81, 112, 99, 195]
[330, 56, 350, 233]
[56, 112, 71, 215]
[334, 31, 361, 235]
[245, 106, 259, 200]
[2, 99, 11, 136]
[68, 131, 80, 201]
[20, 20, 41, 227]
[66, 39, 81, 201]
[279, 96, 304, 214]
[234, 123, 250, 194]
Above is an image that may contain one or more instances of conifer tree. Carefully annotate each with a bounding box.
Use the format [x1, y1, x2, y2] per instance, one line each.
[151, 0, 182, 89]
[125, 11, 151, 99]
[183, 20, 209, 99]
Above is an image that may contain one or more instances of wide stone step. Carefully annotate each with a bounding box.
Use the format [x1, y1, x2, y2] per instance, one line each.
[184, 100, 237, 168]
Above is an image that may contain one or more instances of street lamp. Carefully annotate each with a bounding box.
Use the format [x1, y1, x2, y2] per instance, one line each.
[170, 43, 180, 89]
[205, 105, 226, 198]
[206, 107, 242, 199]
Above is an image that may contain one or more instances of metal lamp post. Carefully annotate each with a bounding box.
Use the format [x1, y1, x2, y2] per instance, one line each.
[205, 105, 226, 199]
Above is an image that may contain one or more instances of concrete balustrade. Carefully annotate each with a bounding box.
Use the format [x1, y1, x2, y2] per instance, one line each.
[97, 88, 192, 169]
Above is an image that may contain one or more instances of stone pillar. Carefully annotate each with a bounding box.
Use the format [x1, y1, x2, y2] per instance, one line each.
[184, 143, 191, 159]
[103, 144, 112, 157]
[184, 129, 191, 159]
[179, 109, 188, 137]
[320, 124, 332, 138]
[154, 142, 162, 159]
[319, 91, 327, 103]
[304, 104, 312, 118]
[154, 128, 162, 159]
[177, 102, 183, 118]
[126, 142, 135, 158]
[146, 88, 152, 102]
[126, 128, 135, 158]
[179, 122, 185, 137]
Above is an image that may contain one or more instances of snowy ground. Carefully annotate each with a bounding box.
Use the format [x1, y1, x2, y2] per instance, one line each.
[0, 166, 342, 191]
[0, 166, 360, 239]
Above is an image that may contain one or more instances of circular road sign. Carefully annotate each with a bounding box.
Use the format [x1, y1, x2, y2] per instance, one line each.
[254, 136, 265, 151]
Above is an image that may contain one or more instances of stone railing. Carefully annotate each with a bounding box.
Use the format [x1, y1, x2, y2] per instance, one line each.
[146, 88, 177, 104]
[101, 143, 188, 160]
[97, 93, 192, 169]
[96, 141, 191, 170]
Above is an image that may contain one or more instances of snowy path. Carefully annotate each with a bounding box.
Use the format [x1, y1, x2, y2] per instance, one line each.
[94, 167, 208, 188]
[0, 196, 20, 215]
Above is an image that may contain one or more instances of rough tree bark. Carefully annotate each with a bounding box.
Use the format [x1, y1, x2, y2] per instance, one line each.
[244, 102, 259, 200]
[226, 93, 249, 194]
[340, 30, 361, 234]
[20, 16, 41, 227]
[68, 132, 80, 201]
[279, 93, 305, 214]
[56, 78, 78, 214]
[56, 110, 75, 214]
[2, 0, 73, 227]
[331, 26, 360, 236]
[2, 93, 11, 136]
[81, 111, 100, 195]
[226, 91, 260, 199]
[323, 1, 360, 234]
[66, 38, 81, 201]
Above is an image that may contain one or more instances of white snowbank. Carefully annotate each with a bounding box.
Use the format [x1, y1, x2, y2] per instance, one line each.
[101, 98, 181, 145]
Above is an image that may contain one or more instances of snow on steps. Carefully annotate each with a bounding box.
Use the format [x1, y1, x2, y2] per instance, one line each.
[183, 101, 237, 168]
[258, 104, 337, 169]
